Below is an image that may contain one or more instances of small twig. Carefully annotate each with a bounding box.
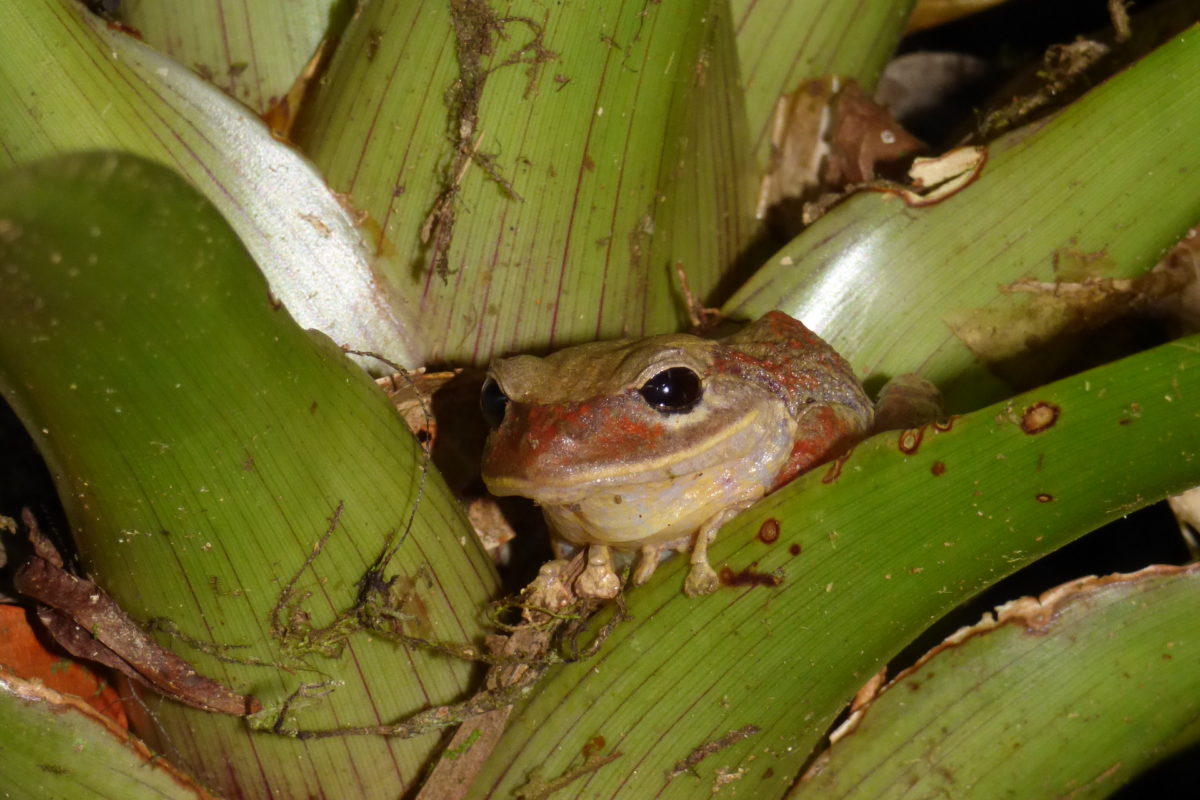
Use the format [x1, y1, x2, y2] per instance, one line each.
[146, 618, 283, 670]
[270, 502, 346, 654]
[268, 669, 546, 740]
[516, 750, 624, 800]
[666, 724, 761, 780]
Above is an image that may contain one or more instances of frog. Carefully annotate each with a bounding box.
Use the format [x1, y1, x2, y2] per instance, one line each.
[479, 311, 887, 600]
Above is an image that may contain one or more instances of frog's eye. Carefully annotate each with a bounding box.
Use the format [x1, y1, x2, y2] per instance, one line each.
[480, 378, 510, 427]
[638, 367, 702, 413]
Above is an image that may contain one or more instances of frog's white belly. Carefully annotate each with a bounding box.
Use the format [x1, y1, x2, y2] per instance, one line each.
[541, 447, 787, 550]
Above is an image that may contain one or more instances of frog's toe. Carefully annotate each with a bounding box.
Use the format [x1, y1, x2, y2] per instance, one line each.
[683, 561, 719, 597]
[527, 559, 579, 612]
[631, 545, 663, 586]
[576, 544, 621, 599]
[577, 565, 621, 599]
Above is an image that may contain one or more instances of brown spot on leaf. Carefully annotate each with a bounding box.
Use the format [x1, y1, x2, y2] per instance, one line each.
[789, 543, 802, 557]
[821, 450, 853, 483]
[718, 564, 782, 588]
[933, 416, 958, 432]
[757, 518, 781, 544]
[931, 461, 946, 476]
[105, 20, 144, 39]
[1118, 402, 1142, 426]
[582, 735, 606, 758]
[1036, 493, 1054, 503]
[898, 426, 926, 454]
[1020, 402, 1060, 434]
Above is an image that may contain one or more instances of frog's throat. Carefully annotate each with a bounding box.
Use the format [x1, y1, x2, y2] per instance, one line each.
[485, 403, 787, 501]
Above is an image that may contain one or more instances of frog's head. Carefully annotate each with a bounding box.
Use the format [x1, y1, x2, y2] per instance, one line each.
[479, 332, 798, 505]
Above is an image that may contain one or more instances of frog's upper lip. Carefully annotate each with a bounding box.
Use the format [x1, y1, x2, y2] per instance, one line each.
[483, 405, 771, 500]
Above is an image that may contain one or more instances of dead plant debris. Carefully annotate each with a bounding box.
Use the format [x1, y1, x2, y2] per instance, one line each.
[666, 724, 761, 781]
[422, 2, 556, 279]
[12, 508, 260, 716]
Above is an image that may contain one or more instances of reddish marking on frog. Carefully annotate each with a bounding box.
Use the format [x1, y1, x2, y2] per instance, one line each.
[582, 735, 606, 757]
[717, 313, 861, 406]
[788, 543, 802, 556]
[898, 426, 926, 454]
[758, 518, 781, 544]
[931, 461, 946, 477]
[773, 407, 861, 487]
[515, 399, 666, 459]
[591, 406, 667, 450]
[1036, 493, 1054, 503]
[1020, 402, 1060, 434]
[718, 564, 782, 588]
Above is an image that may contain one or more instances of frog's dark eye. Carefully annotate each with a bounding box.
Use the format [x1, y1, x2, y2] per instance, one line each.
[638, 367, 702, 413]
[480, 378, 509, 427]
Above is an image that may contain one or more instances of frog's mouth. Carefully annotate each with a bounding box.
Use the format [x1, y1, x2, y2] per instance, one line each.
[484, 402, 794, 504]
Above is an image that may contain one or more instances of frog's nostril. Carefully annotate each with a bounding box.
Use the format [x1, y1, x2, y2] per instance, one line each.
[480, 378, 510, 427]
[638, 367, 702, 413]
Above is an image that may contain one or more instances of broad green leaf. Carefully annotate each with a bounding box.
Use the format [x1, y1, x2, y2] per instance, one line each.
[0, 0, 418, 365]
[726, 24, 1200, 409]
[0, 667, 214, 799]
[471, 332, 1200, 798]
[796, 565, 1200, 799]
[294, 0, 759, 364]
[0, 152, 498, 799]
[119, 0, 336, 114]
[732, 0, 917, 168]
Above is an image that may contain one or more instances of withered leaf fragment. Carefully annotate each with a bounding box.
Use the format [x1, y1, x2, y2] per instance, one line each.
[823, 81, 924, 187]
[13, 509, 260, 715]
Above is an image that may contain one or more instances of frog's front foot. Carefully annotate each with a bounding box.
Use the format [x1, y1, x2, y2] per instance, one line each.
[684, 561, 719, 597]
[576, 544, 621, 600]
[527, 558, 580, 613]
[683, 525, 721, 597]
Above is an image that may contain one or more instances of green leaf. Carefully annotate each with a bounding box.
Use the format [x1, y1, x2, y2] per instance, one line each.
[0, 0, 418, 365]
[726, 24, 1200, 409]
[294, 0, 759, 363]
[0, 667, 214, 799]
[796, 565, 1200, 799]
[0, 151, 498, 799]
[118, 0, 336, 114]
[470, 332, 1200, 798]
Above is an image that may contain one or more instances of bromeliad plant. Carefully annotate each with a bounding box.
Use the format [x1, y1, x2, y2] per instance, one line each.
[1, 1, 1198, 798]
